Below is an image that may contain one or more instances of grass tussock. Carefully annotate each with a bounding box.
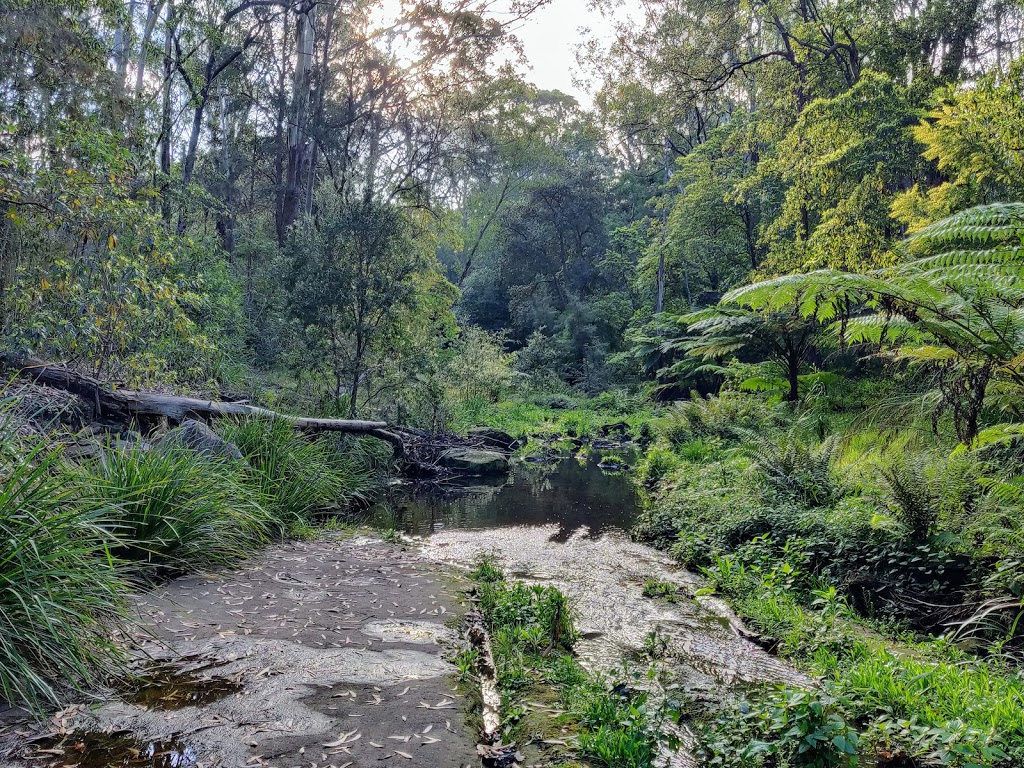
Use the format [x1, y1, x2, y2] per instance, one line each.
[469, 557, 663, 768]
[218, 416, 381, 527]
[69, 443, 273, 573]
[0, 423, 128, 710]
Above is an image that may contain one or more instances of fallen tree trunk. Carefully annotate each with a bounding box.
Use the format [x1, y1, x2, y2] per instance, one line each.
[4, 356, 406, 457]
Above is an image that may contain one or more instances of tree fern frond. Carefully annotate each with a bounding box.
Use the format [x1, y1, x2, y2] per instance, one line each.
[909, 202, 1024, 247]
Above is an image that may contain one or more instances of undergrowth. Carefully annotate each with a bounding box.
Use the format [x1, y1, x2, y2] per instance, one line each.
[632, 388, 1024, 766]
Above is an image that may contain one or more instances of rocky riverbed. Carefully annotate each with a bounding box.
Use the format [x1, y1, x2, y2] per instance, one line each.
[2, 535, 479, 768]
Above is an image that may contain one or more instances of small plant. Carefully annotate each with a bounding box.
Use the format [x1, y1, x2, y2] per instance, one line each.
[747, 431, 841, 507]
[577, 686, 658, 768]
[218, 417, 374, 527]
[454, 648, 480, 682]
[641, 629, 671, 659]
[641, 579, 680, 600]
[698, 686, 859, 768]
[471, 556, 505, 583]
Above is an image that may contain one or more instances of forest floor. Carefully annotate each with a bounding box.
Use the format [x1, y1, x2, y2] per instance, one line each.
[2, 533, 480, 768]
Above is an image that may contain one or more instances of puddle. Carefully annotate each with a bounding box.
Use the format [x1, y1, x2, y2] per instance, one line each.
[125, 661, 242, 711]
[26, 731, 196, 768]
[365, 447, 640, 538]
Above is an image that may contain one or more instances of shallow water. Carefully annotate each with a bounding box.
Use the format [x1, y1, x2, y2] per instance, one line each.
[367, 448, 641, 539]
[124, 658, 242, 711]
[26, 731, 196, 768]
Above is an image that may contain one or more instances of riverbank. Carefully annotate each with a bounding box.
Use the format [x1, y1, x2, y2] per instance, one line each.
[629, 391, 1024, 766]
[423, 526, 807, 767]
[442, 392, 1024, 767]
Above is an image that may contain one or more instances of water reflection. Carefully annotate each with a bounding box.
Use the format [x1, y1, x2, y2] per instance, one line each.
[365, 449, 640, 539]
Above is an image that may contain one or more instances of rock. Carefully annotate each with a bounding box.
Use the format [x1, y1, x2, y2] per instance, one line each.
[159, 418, 243, 461]
[439, 448, 509, 474]
[599, 420, 630, 436]
[467, 427, 519, 452]
[477, 743, 523, 768]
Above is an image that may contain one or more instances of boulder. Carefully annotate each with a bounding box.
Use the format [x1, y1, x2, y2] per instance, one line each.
[439, 448, 509, 474]
[467, 426, 519, 452]
[158, 418, 243, 461]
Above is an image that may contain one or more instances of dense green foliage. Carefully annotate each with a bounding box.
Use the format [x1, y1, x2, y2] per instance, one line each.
[631, 385, 1024, 765]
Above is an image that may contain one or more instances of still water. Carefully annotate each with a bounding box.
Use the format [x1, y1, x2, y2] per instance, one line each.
[365, 448, 640, 539]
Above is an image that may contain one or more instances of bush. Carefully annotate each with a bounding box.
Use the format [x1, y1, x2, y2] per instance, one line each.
[747, 431, 842, 507]
[0, 426, 127, 710]
[653, 393, 779, 445]
[699, 686, 859, 768]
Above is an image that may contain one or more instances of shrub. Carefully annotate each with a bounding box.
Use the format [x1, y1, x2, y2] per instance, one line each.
[699, 686, 859, 768]
[0, 425, 127, 710]
[635, 445, 685, 485]
[654, 393, 779, 445]
[747, 431, 842, 507]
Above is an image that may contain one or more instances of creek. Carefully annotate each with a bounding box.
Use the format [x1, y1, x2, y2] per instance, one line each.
[4, 447, 804, 768]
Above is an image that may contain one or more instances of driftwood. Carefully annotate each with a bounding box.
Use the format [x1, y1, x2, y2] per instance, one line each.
[3, 356, 407, 457]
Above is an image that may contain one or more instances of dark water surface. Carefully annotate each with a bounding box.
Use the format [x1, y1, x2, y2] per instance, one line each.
[366, 449, 641, 539]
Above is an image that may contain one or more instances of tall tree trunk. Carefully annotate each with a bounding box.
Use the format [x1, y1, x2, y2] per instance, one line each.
[282, 1, 315, 232]
[135, 1, 164, 97]
[158, 2, 175, 223]
[217, 90, 236, 253]
[655, 136, 671, 315]
[273, 9, 290, 245]
[304, 0, 337, 216]
[113, 0, 140, 89]
[939, 0, 982, 81]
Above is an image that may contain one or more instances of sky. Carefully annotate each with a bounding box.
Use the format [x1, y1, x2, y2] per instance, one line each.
[507, 0, 625, 107]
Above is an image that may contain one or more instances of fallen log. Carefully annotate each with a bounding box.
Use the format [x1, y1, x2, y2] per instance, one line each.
[3, 356, 406, 457]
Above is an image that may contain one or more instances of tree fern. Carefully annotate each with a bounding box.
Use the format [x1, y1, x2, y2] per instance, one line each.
[719, 204, 1024, 443]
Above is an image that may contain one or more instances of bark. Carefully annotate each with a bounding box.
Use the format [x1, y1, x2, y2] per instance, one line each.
[135, 2, 164, 98]
[304, 0, 338, 217]
[158, 2, 175, 222]
[217, 90, 236, 253]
